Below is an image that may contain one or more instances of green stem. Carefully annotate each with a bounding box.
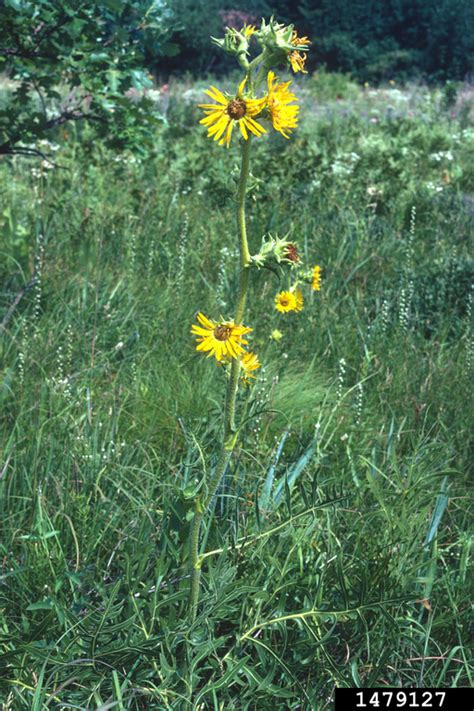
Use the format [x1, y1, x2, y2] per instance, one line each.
[237, 137, 252, 270]
[254, 63, 268, 90]
[249, 52, 264, 71]
[188, 136, 252, 621]
[226, 136, 251, 436]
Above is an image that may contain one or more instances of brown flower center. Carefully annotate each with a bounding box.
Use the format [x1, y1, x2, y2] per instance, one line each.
[227, 99, 247, 120]
[214, 324, 232, 341]
[284, 244, 300, 263]
[280, 297, 289, 307]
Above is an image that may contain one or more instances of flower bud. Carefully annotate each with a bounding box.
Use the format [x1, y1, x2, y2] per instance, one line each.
[212, 26, 252, 59]
[250, 234, 276, 268]
[270, 329, 283, 342]
[250, 233, 300, 269]
[257, 17, 294, 53]
[274, 237, 300, 264]
[256, 18, 310, 71]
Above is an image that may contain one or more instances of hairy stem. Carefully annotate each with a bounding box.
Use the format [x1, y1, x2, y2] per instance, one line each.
[188, 136, 252, 621]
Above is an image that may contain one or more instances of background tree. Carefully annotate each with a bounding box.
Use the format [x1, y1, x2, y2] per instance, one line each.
[0, 0, 176, 158]
[160, 0, 474, 82]
[298, 0, 474, 81]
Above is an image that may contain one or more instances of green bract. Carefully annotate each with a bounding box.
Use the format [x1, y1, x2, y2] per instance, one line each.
[251, 234, 300, 268]
[254, 17, 310, 70]
[211, 27, 251, 59]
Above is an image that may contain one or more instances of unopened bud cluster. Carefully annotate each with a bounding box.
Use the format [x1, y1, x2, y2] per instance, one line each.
[212, 25, 255, 63]
[250, 233, 300, 269]
[257, 18, 310, 72]
[212, 16, 310, 73]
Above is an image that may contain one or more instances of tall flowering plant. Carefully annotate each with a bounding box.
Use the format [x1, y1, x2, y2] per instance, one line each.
[188, 18, 320, 619]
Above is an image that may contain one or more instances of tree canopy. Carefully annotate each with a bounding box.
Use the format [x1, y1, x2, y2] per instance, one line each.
[162, 0, 474, 82]
[0, 0, 174, 156]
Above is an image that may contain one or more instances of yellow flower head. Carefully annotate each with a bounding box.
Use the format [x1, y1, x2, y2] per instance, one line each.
[191, 312, 252, 361]
[241, 24, 256, 38]
[199, 78, 266, 148]
[289, 31, 311, 74]
[289, 51, 308, 73]
[291, 31, 311, 48]
[240, 351, 261, 384]
[312, 265, 322, 291]
[266, 71, 299, 139]
[270, 329, 283, 341]
[275, 288, 304, 313]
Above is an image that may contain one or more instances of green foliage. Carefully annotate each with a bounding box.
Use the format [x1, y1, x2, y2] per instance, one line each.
[0, 0, 175, 155]
[307, 66, 359, 101]
[162, 0, 230, 74]
[162, 0, 474, 82]
[299, 0, 474, 81]
[0, 79, 473, 706]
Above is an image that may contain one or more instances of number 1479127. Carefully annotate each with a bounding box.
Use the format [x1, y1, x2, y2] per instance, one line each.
[355, 692, 446, 708]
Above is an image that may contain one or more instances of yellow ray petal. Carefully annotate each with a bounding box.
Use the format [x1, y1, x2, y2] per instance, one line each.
[208, 115, 230, 140]
[197, 312, 215, 329]
[245, 116, 266, 135]
[198, 103, 227, 110]
[191, 326, 213, 337]
[219, 120, 234, 148]
[204, 86, 228, 104]
[237, 77, 247, 97]
[200, 113, 224, 126]
[239, 118, 248, 140]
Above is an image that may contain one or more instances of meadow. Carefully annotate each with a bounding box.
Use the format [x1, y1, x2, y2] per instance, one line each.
[0, 71, 473, 708]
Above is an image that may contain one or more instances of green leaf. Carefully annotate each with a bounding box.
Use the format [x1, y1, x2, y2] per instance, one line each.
[423, 475, 449, 546]
[273, 438, 317, 507]
[27, 599, 55, 612]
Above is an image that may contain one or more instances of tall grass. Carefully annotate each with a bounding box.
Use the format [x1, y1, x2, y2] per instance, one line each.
[0, 77, 473, 708]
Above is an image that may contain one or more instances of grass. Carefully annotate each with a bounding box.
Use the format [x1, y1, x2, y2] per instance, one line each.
[0, 74, 473, 708]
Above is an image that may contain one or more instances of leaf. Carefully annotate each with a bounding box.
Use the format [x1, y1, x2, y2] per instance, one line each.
[20, 530, 60, 541]
[423, 475, 449, 546]
[259, 429, 289, 511]
[160, 41, 181, 57]
[193, 656, 252, 706]
[27, 599, 55, 612]
[130, 69, 153, 90]
[273, 438, 317, 507]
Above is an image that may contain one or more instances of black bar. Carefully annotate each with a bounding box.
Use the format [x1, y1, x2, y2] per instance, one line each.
[335, 688, 472, 711]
